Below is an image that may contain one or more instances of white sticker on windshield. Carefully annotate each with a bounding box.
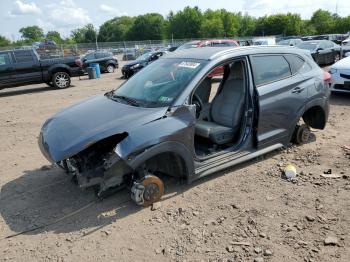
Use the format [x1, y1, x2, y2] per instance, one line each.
[178, 61, 200, 69]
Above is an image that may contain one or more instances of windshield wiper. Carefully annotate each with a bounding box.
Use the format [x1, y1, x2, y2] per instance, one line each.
[111, 95, 141, 107]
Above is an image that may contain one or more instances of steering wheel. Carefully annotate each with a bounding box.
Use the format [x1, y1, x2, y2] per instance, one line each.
[192, 93, 204, 118]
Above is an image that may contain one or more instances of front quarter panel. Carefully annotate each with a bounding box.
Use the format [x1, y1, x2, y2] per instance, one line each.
[115, 105, 196, 172]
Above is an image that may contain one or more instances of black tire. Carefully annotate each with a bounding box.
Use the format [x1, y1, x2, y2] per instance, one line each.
[292, 124, 311, 145]
[106, 64, 115, 73]
[52, 72, 71, 89]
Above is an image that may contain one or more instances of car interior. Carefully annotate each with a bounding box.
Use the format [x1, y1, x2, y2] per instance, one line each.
[192, 60, 247, 157]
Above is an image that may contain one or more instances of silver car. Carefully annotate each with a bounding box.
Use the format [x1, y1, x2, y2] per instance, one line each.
[39, 46, 330, 206]
[329, 56, 350, 93]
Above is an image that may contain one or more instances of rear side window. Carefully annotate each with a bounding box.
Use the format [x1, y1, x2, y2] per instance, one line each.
[250, 55, 292, 86]
[284, 54, 311, 74]
[96, 52, 109, 59]
[14, 50, 35, 63]
[0, 53, 11, 65]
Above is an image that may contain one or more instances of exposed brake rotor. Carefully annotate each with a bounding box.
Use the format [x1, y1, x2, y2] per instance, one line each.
[131, 174, 164, 207]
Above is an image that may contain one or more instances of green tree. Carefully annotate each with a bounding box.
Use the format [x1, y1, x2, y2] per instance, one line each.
[71, 24, 97, 43]
[0, 35, 11, 47]
[98, 16, 135, 42]
[168, 6, 203, 39]
[310, 9, 335, 34]
[237, 13, 256, 36]
[127, 13, 165, 40]
[19, 25, 44, 42]
[334, 16, 350, 34]
[201, 9, 224, 37]
[254, 13, 301, 36]
[46, 31, 62, 44]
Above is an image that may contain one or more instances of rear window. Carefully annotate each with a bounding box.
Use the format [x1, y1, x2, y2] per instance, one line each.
[14, 50, 35, 63]
[251, 55, 292, 86]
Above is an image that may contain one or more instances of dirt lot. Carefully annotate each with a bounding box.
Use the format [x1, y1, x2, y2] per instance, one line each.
[0, 66, 349, 262]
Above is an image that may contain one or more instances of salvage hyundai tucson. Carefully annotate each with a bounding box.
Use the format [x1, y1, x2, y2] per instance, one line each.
[39, 46, 330, 206]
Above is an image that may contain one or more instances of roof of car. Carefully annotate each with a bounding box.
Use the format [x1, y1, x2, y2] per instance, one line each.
[164, 46, 309, 61]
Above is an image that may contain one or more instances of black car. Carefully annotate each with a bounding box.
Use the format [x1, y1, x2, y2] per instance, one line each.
[0, 48, 84, 89]
[122, 51, 166, 78]
[82, 51, 118, 73]
[296, 40, 340, 65]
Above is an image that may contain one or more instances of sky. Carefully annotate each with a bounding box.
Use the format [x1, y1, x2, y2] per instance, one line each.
[0, 0, 348, 40]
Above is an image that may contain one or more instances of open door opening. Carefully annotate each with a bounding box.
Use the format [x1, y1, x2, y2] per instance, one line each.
[191, 59, 249, 158]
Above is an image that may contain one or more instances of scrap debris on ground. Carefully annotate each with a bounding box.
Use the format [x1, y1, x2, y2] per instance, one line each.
[0, 64, 349, 261]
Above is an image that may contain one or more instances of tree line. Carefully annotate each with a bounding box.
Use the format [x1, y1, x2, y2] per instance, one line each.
[1, 7, 349, 47]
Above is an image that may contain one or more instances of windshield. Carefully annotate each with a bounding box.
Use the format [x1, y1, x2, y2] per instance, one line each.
[297, 42, 318, 51]
[137, 52, 153, 61]
[109, 58, 207, 108]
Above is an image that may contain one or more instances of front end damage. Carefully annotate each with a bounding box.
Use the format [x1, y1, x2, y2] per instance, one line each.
[55, 133, 133, 196]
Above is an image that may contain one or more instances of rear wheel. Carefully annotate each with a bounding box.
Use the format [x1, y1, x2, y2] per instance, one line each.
[106, 64, 115, 73]
[293, 124, 311, 145]
[52, 72, 71, 89]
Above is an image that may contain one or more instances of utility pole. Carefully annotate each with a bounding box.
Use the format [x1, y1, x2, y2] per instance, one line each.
[95, 30, 99, 51]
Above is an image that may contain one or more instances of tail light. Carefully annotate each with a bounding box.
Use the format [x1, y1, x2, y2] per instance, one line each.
[75, 59, 83, 67]
[323, 71, 331, 82]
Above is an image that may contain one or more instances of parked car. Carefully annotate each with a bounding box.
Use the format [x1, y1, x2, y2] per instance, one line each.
[329, 56, 350, 93]
[252, 37, 276, 45]
[177, 39, 239, 51]
[122, 48, 138, 61]
[121, 51, 167, 78]
[310, 34, 348, 44]
[82, 51, 119, 73]
[296, 40, 340, 65]
[341, 38, 350, 57]
[39, 46, 330, 206]
[0, 48, 84, 89]
[277, 38, 302, 46]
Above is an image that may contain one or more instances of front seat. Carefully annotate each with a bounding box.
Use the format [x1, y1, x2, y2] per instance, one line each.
[195, 62, 245, 145]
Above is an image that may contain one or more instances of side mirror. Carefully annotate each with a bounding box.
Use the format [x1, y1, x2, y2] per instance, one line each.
[316, 48, 323, 52]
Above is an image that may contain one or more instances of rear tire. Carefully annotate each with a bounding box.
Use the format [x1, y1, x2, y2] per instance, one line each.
[106, 64, 115, 73]
[293, 124, 311, 145]
[52, 72, 71, 89]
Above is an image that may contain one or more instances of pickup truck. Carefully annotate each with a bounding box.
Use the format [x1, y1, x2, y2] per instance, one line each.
[0, 48, 84, 89]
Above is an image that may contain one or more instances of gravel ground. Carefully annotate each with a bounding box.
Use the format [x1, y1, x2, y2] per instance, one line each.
[0, 64, 349, 262]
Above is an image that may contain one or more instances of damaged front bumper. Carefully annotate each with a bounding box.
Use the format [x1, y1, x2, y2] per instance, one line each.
[60, 150, 133, 195]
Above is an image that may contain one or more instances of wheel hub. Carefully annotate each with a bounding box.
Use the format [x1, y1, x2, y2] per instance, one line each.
[131, 174, 164, 206]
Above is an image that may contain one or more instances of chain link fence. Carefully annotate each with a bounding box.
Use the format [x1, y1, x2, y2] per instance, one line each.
[0, 37, 270, 59]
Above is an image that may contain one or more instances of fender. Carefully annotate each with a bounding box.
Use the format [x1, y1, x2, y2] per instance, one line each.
[114, 105, 196, 178]
[287, 96, 329, 142]
[48, 64, 72, 76]
[124, 141, 194, 178]
[105, 59, 118, 66]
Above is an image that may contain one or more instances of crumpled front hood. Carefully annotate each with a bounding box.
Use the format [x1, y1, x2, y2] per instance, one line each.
[40, 95, 168, 162]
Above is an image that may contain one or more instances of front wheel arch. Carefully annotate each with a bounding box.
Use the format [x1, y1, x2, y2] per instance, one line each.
[127, 141, 194, 180]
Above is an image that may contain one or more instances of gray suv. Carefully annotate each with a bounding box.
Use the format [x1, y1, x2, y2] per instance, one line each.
[39, 46, 330, 206]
